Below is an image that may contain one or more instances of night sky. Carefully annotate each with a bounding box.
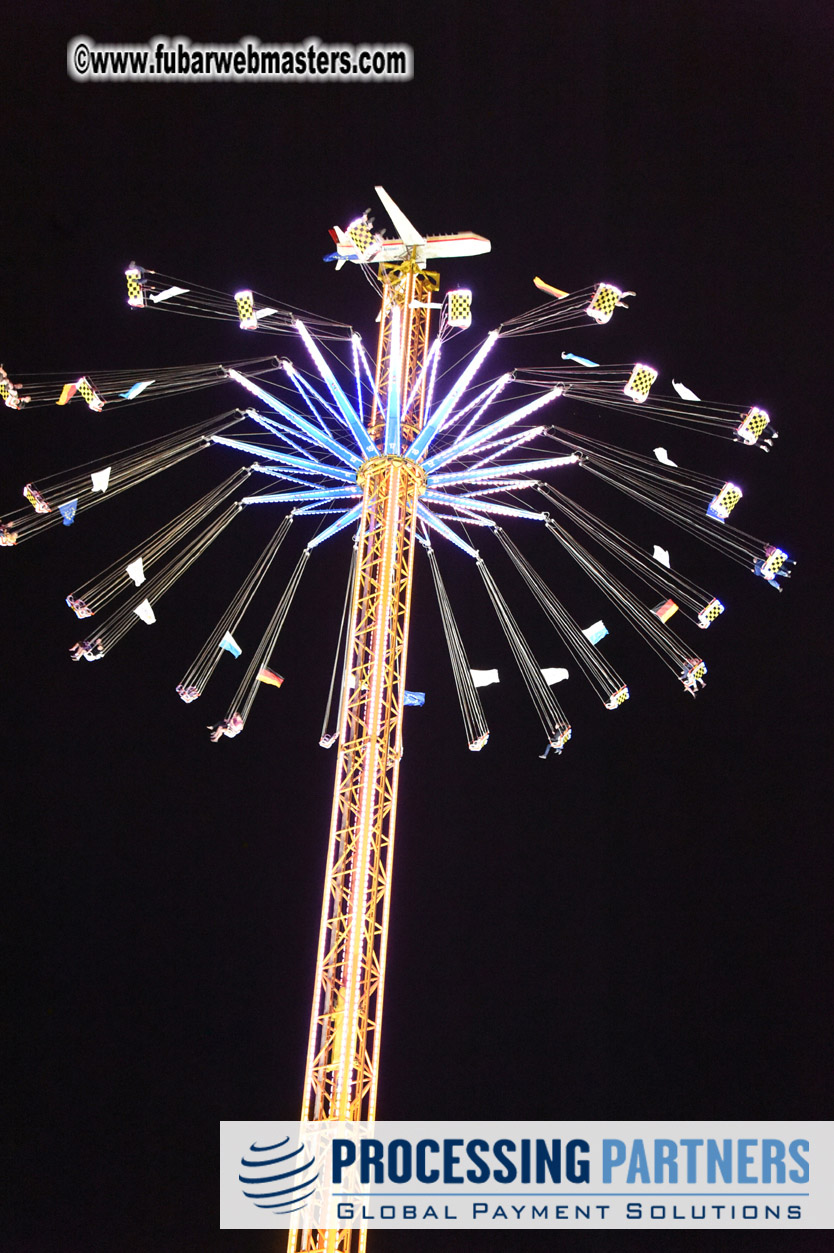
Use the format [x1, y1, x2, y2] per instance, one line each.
[3, 3, 832, 1251]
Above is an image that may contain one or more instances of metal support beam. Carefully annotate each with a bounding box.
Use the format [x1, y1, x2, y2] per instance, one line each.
[289, 455, 425, 1253]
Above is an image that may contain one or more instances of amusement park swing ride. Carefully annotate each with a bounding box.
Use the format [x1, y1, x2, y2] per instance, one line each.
[1, 187, 791, 1252]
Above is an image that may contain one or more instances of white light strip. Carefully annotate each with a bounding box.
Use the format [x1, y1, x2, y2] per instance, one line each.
[423, 490, 546, 520]
[211, 435, 354, 480]
[429, 454, 579, 487]
[285, 362, 343, 432]
[295, 319, 378, 459]
[416, 504, 480, 559]
[431, 512, 495, 526]
[401, 335, 441, 424]
[244, 409, 339, 461]
[358, 339, 385, 416]
[406, 330, 500, 461]
[384, 304, 402, 455]
[452, 372, 513, 439]
[228, 369, 362, 469]
[463, 423, 546, 466]
[305, 502, 363, 549]
[423, 336, 442, 427]
[351, 333, 364, 427]
[242, 486, 361, 504]
[423, 386, 563, 473]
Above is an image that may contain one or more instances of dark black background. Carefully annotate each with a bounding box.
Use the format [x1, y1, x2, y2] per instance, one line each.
[2, 3, 831, 1250]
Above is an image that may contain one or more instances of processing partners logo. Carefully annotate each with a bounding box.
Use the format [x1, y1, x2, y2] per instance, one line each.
[222, 1121, 369, 1231]
[238, 1134, 319, 1217]
[221, 1121, 834, 1230]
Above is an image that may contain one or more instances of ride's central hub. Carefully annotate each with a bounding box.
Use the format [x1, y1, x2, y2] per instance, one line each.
[356, 453, 427, 496]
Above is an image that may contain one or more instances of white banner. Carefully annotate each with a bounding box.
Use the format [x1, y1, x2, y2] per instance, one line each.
[220, 1120, 833, 1229]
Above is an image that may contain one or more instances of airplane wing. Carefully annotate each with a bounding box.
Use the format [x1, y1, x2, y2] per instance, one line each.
[375, 185, 426, 246]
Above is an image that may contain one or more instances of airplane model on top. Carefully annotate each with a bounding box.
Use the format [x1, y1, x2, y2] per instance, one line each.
[325, 185, 491, 270]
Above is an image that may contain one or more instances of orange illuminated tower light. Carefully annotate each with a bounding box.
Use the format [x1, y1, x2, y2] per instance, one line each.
[289, 258, 440, 1253]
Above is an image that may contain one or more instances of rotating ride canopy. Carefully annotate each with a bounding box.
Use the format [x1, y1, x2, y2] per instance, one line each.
[1, 188, 793, 1253]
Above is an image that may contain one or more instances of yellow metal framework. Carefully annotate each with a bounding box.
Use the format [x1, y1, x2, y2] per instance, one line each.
[368, 260, 439, 448]
[289, 262, 433, 1253]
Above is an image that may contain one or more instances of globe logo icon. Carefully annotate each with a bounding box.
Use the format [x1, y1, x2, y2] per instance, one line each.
[239, 1135, 319, 1215]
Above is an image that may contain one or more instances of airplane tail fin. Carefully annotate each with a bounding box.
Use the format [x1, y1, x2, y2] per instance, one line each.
[326, 224, 351, 267]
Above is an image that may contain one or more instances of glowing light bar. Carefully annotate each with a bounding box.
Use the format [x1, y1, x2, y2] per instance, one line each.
[455, 481, 531, 492]
[295, 320, 377, 459]
[243, 408, 333, 457]
[235, 290, 258, 330]
[416, 504, 480, 559]
[211, 435, 354, 481]
[402, 336, 441, 424]
[252, 467, 322, 490]
[284, 362, 342, 431]
[305, 502, 363, 549]
[384, 304, 402, 455]
[624, 363, 659, 403]
[429, 454, 579, 488]
[357, 336, 385, 415]
[423, 490, 546, 521]
[351, 333, 364, 426]
[242, 486, 361, 505]
[228, 369, 362, 469]
[431, 512, 495, 526]
[463, 423, 547, 470]
[423, 336, 442, 424]
[293, 507, 351, 516]
[125, 266, 145, 308]
[406, 330, 500, 461]
[455, 373, 513, 441]
[423, 386, 563, 474]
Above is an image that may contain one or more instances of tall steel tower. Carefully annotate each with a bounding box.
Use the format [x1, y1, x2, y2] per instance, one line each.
[290, 248, 453, 1253]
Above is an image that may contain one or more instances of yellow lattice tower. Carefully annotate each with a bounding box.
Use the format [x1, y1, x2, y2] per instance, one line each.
[368, 259, 439, 447]
[289, 262, 434, 1253]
